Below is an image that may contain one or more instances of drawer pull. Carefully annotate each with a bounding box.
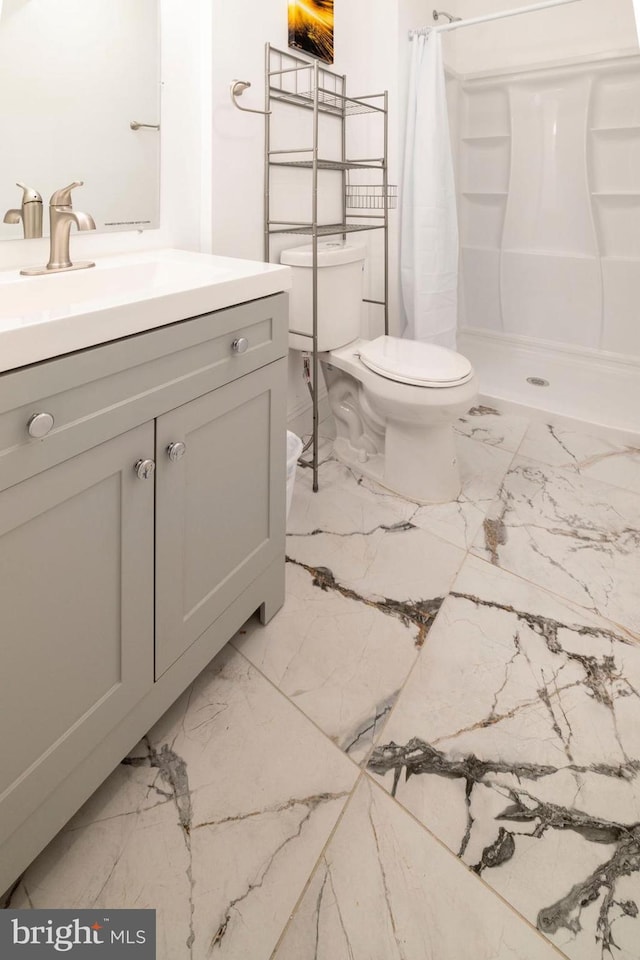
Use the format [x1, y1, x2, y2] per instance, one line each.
[27, 412, 55, 438]
[231, 337, 249, 354]
[167, 441, 186, 462]
[134, 458, 155, 480]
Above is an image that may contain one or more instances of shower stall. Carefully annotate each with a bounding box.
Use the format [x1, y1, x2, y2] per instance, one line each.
[456, 48, 640, 432]
[403, 0, 640, 433]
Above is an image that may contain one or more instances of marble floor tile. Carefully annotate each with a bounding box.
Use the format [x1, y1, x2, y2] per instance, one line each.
[240, 440, 495, 762]
[236, 519, 465, 763]
[368, 556, 640, 960]
[518, 421, 640, 496]
[290, 433, 513, 551]
[455, 403, 530, 452]
[272, 776, 561, 960]
[8, 647, 358, 960]
[471, 456, 640, 637]
[286, 518, 465, 610]
[10, 401, 640, 960]
[411, 435, 515, 549]
[288, 453, 417, 538]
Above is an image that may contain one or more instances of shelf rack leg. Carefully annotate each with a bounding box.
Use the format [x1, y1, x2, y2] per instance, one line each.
[263, 44, 390, 493]
[384, 90, 389, 336]
[311, 59, 320, 492]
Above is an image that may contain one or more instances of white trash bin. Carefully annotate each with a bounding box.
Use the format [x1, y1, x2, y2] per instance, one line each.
[286, 431, 303, 520]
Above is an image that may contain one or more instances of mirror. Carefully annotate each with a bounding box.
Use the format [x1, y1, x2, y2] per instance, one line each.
[0, 0, 160, 241]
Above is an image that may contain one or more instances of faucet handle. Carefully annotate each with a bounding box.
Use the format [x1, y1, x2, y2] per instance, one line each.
[16, 182, 42, 204]
[50, 181, 84, 207]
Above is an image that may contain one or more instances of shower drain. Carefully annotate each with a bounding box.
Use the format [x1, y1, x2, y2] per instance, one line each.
[526, 376, 550, 387]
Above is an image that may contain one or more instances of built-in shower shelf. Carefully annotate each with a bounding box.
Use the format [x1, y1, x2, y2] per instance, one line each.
[462, 133, 511, 141]
[502, 248, 599, 260]
[590, 125, 640, 134]
[592, 192, 640, 198]
[462, 191, 508, 197]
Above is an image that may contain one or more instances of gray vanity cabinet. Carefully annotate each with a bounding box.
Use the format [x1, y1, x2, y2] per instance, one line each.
[0, 292, 288, 896]
[155, 362, 284, 677]
[0, 423, 155, 858]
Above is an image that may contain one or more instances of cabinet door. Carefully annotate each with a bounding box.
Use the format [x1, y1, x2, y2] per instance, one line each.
[0, 423, 154, 847]
[155, 359, 286, 678]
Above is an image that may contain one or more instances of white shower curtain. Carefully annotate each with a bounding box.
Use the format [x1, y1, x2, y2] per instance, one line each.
[400, 30, 459, 349]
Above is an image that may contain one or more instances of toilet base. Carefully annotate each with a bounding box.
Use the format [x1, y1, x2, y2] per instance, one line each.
[385, 420, 461, 503]
[332, 423, 461, 505]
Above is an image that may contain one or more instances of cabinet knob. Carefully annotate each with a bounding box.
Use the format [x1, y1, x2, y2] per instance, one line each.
[231, 337, 249, 354]
[167, 441, 186, 462]
[134, 458, 155, 480]
[27, 412, 55, 438]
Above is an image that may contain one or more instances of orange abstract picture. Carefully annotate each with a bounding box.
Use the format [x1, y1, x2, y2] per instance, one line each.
[288, 0, 334, 64]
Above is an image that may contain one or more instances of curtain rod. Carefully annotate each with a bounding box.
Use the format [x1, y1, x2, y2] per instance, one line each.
[409, 0, 583, 37]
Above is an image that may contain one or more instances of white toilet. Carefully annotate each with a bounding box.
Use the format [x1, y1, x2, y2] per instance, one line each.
[281, 241, 478, 503]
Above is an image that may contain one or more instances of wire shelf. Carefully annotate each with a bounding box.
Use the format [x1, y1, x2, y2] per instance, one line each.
[269, 87, 385, 116]
[270, 158, 384, 171]
[269, 222, 385, 236]
[345, 184, 398, 209]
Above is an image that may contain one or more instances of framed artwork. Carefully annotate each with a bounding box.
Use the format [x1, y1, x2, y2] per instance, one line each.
[288, 0, 334, 65]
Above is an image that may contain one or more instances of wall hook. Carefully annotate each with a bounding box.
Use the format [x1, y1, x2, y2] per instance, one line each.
[230, 79, 271, 115]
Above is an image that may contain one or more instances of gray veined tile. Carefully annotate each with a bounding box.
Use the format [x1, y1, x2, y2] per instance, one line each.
[287, 453, 418, 538]
[234, 529, 461, 764]
[272, 776, 561, 960]
[410, 435, 516, 549]
[518, 421, 640, 496]
[289, 427, 513, 551]
[455, 403, 530, 453]
[367, 556, 640, 960]
[9, 647, 358, 960]
[471, 455, 640, 637]
[285, 517, 465, 610]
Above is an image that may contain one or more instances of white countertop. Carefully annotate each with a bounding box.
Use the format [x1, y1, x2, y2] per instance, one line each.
[0, 248, 291, 374]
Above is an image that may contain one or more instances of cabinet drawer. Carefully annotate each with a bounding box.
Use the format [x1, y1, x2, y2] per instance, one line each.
[0, 293, 287, 492]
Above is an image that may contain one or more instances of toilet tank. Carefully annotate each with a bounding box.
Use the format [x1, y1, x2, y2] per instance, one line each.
[280, 241, 366, 351]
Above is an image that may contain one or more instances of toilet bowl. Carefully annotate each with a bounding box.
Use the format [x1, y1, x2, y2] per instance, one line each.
[280, 242, 478, 503]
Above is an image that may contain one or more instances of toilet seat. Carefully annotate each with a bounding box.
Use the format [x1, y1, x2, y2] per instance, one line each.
[358, 336, 473, 388]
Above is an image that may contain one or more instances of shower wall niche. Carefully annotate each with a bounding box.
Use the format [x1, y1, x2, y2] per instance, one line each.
[457, 51, 640, 360]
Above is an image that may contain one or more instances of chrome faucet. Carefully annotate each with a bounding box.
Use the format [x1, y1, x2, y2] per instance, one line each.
[3, 182, 43, 239]
[20, 181, 96, 276]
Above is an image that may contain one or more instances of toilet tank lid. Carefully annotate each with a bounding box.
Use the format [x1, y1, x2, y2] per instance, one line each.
[359, 336, 473, 386]
[280, 241, 366, 268]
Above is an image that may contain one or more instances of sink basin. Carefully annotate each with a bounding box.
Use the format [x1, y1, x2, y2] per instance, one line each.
[0, 248, 291, 373]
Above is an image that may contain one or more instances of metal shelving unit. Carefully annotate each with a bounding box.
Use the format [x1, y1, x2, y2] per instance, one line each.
[264, 43, 391, 492]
